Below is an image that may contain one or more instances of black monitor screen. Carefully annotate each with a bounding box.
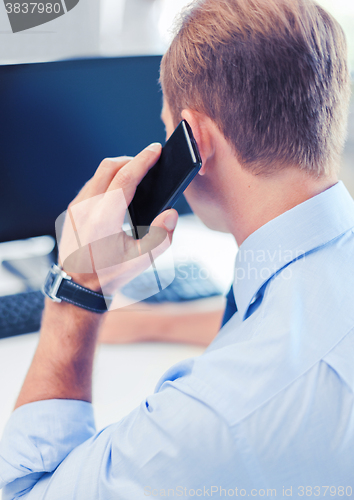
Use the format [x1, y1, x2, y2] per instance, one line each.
[0, 55, 191, 244]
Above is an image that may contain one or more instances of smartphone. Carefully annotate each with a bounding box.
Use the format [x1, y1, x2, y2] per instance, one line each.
[128, 120, 202, 239]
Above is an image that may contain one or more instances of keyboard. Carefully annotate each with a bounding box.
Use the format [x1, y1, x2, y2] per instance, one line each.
[0, 291, 45, 339]
[121, 263, 221, 303]
[0, 263, 222, 339]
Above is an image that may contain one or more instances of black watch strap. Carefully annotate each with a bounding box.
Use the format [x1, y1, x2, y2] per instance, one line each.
[43, 264, 112, 314]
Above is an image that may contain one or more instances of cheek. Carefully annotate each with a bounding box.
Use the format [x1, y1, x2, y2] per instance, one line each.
[184, 178, 199, 200]
[184, 179, 226, 232]
[165, 124, 174, 141]
[183, 177, 212, 213]
[185, 175, 214, 200]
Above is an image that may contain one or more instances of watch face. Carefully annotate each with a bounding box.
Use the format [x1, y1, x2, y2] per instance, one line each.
[43, 268, 60, 299]
[43, 270, 55, 295]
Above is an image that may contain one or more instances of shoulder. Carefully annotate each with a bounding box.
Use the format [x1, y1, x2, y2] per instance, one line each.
[157, 225, 354, 425]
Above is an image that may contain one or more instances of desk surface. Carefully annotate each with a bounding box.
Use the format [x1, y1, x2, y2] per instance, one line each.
[0, 333, 204, 436]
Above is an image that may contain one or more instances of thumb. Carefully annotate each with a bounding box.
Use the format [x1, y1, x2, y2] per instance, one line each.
[138, 209, 178, 260]
[152, 209, 179, 235]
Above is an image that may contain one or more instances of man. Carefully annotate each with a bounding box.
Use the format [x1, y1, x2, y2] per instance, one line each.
[1, 0, 353, 497]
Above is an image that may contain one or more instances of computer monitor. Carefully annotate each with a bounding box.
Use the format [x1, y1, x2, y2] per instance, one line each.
[0, 55, 191, 244]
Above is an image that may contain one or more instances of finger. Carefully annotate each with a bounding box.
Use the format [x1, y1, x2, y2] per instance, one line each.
[138, 209, 179, 258]
[107, 143, 162, 204]
[72, 156, 133, 206]
[89, 156, 133, 196]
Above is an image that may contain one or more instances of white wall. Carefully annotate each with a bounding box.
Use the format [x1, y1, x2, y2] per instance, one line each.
[0, 0, 100, 64]
[99, 0, 192, 56]
[100, 0, 164, 56]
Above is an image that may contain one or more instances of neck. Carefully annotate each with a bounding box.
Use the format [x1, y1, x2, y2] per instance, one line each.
[223, 162, 338, 247]
[184, 125, 339, 247]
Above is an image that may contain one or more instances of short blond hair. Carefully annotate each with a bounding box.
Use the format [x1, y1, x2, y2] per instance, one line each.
[160, 0, 351, 177]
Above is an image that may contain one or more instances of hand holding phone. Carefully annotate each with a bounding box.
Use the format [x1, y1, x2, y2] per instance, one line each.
[128, 120, 202, 239]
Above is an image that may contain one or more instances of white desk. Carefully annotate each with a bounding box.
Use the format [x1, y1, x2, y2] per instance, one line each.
[0, 333, 204, 436]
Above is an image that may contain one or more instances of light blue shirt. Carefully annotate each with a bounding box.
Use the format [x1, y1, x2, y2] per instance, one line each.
[1, 181, 354, 499]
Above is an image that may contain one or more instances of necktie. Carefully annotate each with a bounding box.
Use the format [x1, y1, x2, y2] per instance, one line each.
[221, 285, 238, 327]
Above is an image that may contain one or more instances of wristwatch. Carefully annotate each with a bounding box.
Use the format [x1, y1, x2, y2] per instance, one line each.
[42, 264, 112, 313]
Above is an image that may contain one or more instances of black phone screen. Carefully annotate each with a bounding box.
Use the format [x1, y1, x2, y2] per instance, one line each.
[128, 120, 202, 238]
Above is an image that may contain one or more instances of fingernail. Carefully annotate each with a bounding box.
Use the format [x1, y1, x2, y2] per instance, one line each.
[164, 211, 178, 231]
[146, 142, 162, 152]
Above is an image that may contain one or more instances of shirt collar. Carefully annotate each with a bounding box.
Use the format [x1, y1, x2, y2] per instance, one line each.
[233, 181, 354, 320]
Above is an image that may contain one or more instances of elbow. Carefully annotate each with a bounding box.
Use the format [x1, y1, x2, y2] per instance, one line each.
[2, 472, 46, 500]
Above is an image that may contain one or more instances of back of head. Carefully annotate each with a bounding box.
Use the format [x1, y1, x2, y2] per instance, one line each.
[160, 0, 351, 177]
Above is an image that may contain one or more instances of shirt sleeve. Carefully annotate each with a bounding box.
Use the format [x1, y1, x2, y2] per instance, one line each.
[0, 379, 245, 500]
[0, 399, 95, 498]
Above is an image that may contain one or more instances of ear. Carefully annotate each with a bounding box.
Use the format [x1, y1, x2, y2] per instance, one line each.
[181, 109, 214, 176]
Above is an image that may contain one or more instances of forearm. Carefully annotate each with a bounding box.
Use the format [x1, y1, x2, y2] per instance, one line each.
[15, 299, 104, 409]
[159, 308, 224, 346]
[99, 296, 225, 346]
